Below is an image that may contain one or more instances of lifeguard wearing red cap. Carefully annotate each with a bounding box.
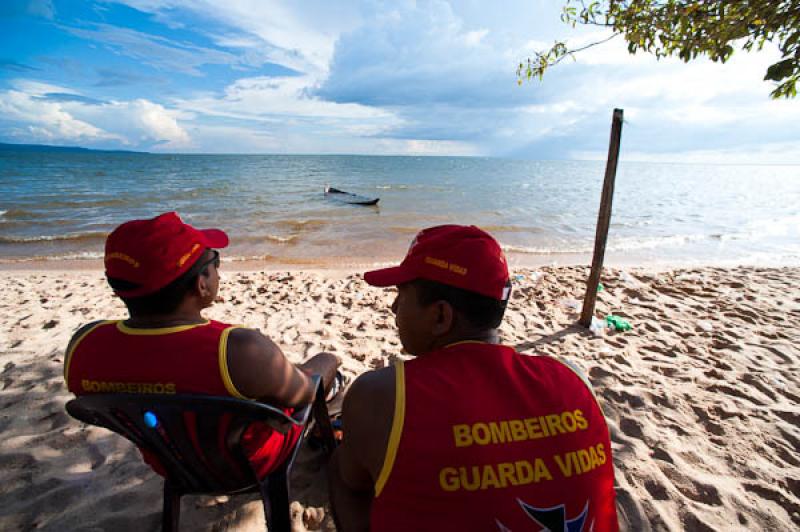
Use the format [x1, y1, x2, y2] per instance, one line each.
[364, 225, 510, 300]
[104, 212, 229, 298]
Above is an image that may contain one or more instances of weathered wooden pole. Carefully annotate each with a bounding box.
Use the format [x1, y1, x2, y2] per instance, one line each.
[580, 108, 624, 327]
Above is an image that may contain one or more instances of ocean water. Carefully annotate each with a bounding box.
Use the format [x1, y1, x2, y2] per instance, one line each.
[1, 151, 799, 267]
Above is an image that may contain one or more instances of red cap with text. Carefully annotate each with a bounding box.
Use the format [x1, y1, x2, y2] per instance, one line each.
[364, 225, 510, 300]
[104, 212, 229, 298]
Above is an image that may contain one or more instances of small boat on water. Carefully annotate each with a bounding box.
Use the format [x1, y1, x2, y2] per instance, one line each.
[324, 186, 379, 206]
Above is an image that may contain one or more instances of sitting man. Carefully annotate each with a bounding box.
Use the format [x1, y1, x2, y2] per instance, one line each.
[64, 211, 339, 479]
[329, 225, 618, 531]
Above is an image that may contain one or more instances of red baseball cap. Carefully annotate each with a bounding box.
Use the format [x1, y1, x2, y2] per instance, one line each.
[105, 212, 229, 298]
[364, 225, 510, 300]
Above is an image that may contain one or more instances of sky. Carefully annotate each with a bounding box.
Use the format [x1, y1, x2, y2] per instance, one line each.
[0, 0, 798, 162]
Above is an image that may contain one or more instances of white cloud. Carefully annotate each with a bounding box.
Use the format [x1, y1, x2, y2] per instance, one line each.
[109, 0, 360, 75]
[79, 99, 191, 147]
[397, 139, 478, 156]
[168, 75, 401, 145]
[208, 75, 394, 119]
[164, 75, 411, 152]
[0, 89, 117, 141]
[0, 81, 190, 147]
[464, 29, 489, 46]
[10, 79, 80, 96]
[133, 99, 189, 145]
[64, 23, 240, 75]
[572, 140, 800, 165]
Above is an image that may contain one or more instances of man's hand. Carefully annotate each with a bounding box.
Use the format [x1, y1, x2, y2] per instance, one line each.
[298, 351, 340, 396]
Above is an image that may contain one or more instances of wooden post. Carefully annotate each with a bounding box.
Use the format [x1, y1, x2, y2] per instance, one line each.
[580, 108, 624, 327]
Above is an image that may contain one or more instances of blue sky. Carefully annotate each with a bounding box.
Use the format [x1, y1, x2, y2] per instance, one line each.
[1, 0, 798, 162]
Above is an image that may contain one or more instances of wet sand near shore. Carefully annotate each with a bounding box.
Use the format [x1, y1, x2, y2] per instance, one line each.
[0, 265, 798, 530]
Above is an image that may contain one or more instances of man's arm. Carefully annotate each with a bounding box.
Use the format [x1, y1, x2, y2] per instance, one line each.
[226, 327, 338, 408]
[329, 367, 396, 531]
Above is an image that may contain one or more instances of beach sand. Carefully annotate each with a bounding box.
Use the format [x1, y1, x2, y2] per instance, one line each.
[0, 265, 798, 530]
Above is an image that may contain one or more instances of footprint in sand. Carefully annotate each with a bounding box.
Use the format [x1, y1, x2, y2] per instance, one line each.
[38, 410, 72, 431]
[708, 383, 767, 406]
[741, 373, 779, 402]
[619, 417, 645, 439]
[660, 464, 723, 506]
[613, 487, 652, 532]
[643, 478, 670, 501]
[743, 482, 800, 526]
[650, 447, 673, 464]
[680, 511, 716, 532]
[588, 366, 614, 381]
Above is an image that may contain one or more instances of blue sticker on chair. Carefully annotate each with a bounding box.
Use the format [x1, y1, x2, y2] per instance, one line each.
[143, 411, 158, 428]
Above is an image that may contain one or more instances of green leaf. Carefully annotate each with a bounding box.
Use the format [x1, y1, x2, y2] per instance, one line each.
[765, 59, 795, 81]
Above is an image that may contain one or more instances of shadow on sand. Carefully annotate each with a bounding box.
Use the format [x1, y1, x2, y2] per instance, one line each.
[0, 349, 331, 531]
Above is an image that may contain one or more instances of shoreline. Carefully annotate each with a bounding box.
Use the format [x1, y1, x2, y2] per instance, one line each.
[1, 250, 798, 273]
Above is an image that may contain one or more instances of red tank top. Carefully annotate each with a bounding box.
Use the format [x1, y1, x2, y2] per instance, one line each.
[65, 319, 300, 479]
[371, 342, 618, 531]
[65, 320, 240, 397]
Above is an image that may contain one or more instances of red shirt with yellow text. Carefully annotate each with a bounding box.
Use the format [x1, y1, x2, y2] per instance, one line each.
[370, 342, 618, 531]
[65, 319, 301, 479]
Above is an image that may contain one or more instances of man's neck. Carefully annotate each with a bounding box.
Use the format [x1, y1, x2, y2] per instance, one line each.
[125, 310, 205, 328]
[428, 328, 498, 352]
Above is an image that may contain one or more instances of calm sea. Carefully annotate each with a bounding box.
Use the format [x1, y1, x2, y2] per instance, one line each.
[1, 151, 799, 268]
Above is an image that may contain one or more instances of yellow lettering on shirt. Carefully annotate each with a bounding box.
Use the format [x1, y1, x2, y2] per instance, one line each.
[489, 421, 512, 444]
[552, 443, 608, 478]
[440, 412, 607, 492]
[497, 462, 517, 487]
[453, 424, 472, 447]
[438, 459, 553, 492]
[451, 409, 589, 447]
[472, 423, 491, 445]
[439, 467, 459, 491]
[574, 409, 588, 430]
[509, 419, 527, 441]
[79, 380, 177, 394]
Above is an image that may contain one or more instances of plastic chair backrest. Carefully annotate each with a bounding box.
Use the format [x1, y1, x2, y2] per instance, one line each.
[65, 393, 310, 494]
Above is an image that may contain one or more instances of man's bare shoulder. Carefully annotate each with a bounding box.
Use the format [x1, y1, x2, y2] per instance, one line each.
[345, 365, 396, 411]
[228, 326, 270, 345]
[226, 327, 281, 358]
[340, 365, 397, 481]
[342, 365, 397, 439]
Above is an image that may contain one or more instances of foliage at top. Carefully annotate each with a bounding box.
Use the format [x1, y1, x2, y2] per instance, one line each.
[518, 1, 799, 98]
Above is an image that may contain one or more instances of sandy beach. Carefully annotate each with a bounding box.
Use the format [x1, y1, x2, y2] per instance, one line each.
[0, 264, 798, 530]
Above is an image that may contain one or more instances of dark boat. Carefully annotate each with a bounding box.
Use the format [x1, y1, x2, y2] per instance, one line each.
[324, 186, 379, 206]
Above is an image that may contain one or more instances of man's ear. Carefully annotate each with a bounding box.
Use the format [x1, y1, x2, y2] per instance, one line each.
[431, 300, 454, 336]
[195, 272, 212, 298]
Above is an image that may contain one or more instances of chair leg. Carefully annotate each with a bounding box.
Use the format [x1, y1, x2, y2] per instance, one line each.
[259, 469, 291, 532]
[162, 479, 181, 532]
[311, 385, 337, 454]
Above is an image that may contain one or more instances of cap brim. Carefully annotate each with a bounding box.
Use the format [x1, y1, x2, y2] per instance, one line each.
[364, 265, 417, 287]
[201, 228, 229, 248]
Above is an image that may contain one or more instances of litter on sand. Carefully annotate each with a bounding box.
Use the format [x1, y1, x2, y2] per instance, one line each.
[605, 315, 632, 331]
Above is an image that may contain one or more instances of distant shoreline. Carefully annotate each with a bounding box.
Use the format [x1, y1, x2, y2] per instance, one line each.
[1, 252, 797, 273]
[0, 142, 146, 154]
[3, 143, 799, 165]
